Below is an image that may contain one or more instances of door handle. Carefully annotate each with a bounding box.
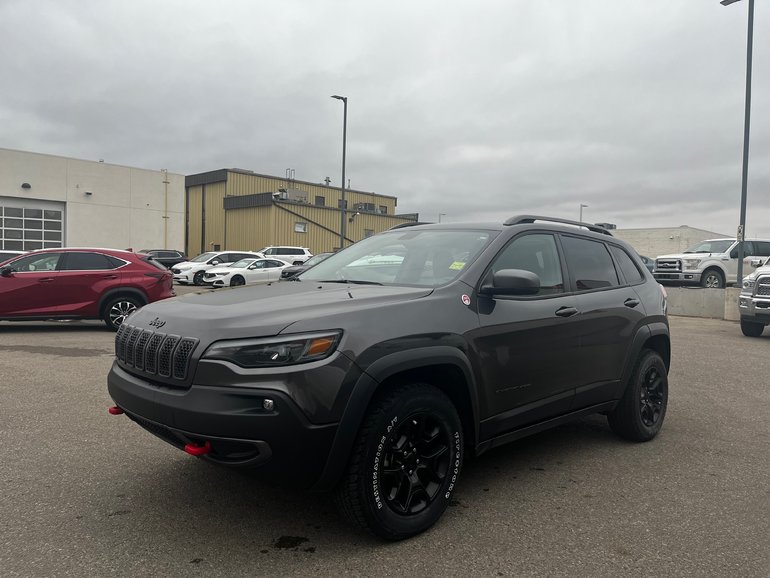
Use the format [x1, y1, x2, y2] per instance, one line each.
[555, 306, 578, 318]
[624, 298, 640, 308]
[38, 277, 55, 283]
[102, 275, 118, 279]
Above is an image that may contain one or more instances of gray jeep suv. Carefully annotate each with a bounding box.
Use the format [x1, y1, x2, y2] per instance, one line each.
[107, 216, 671, 540]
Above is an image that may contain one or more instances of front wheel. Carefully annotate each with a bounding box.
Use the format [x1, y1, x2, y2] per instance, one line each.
[741, 319, 765, 337]
[103, 296, 142, 331]
[335, 383, 463, 540]
[700, 269, 724, 288]
[230, 275, 245, 287]
[607, 349, 668, 442]
[193, 271, 205, 286]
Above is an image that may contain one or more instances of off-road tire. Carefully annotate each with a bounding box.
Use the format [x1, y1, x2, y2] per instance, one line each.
[740, 319, 765, 337]
[700, 268, 724, 289]
[103, 296, 142, 331]
[193, 271, 205, 286]
[608, 349, 668, 442]
[335, 383, 463, 541]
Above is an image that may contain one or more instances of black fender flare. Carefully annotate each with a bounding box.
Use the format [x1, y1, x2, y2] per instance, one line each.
[98, 288, 148, 318]
[618, 321, 671, 398]
[311, 346, 479, 492]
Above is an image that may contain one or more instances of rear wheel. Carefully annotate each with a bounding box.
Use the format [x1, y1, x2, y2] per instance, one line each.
[230, 275, 245, 287]
[335, 383, 463, 540]
[608, 349, 668, 442]
[103, 296, 142, 331]
[700, 268, 724, 288]
[741, 319, 765, 337]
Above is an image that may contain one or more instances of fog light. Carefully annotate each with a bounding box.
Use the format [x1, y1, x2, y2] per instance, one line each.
[263, 399, 274, 411]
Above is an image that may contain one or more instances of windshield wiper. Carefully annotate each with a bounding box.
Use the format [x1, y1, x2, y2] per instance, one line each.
[317, 279, 383, 285]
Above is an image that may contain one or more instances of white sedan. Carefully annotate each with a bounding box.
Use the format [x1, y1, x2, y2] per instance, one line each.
[202, 258, 291, 287]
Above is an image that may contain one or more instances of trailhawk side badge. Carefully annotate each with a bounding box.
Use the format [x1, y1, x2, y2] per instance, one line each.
[461, 294, 471, 306]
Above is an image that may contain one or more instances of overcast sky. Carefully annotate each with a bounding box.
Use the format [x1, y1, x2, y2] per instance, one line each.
[2, 0, 768, 236]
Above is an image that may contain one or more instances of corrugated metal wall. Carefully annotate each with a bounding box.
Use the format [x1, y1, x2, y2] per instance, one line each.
[186, 170, 412, 256]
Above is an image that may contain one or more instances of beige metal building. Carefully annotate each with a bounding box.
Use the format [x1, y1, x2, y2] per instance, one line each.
[185, 169, 418, 255]
[613, 225, 727, 258]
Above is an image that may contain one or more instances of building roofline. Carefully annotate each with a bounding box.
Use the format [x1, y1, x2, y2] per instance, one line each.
[0, 147, 183, 176]
[185, 168, 398, 200]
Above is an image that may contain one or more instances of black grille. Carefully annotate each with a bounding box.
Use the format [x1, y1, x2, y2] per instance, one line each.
[114, 324, 198, 384]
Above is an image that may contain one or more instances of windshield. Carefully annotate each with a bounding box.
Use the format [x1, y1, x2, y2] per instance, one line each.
[683, 240, 734, 254]
[230, 259, 255, 268]
[191, 252, 217, 263]
[301, 229, 493, 287]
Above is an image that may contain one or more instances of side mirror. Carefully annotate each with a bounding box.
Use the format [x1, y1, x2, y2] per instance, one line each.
[750, 258, 763, 268]
[480, 269, 540, 296]
[210, 260, 221, 265]
[1, 266, 13, 277]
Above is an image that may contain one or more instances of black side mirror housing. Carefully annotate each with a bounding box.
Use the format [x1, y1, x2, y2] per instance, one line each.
[480, 269, 540, 296]
[1, 266, 13, 278]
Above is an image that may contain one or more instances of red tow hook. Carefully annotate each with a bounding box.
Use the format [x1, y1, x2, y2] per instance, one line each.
[108, 406, 125, 415]
[184, 441, 212, 456]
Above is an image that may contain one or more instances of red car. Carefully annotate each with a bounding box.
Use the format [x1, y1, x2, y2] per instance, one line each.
[0, 248, 175, 330]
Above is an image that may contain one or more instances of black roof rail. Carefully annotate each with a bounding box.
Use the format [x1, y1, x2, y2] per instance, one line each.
[387, 221, 429, 230]
[504, 215, 613, 236]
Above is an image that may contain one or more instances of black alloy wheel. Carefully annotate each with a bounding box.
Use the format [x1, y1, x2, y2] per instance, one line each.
[230, 275, 245, 287]
[639, 365, 665, 427]
[380, 413, 451, 515]
[607, 349, 668, 442]
[336, 383, 463, 540]
[193, 271, 205, 286]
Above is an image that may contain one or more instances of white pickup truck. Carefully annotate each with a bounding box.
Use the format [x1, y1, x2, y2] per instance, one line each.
[739, 257, 770, 337]
[653, 238, 770, 288]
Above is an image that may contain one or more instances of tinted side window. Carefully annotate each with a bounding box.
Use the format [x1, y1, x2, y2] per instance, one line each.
[62, 252, 114, 270]
[491, 234, 564, 296]
[279, 248, 297, 256]
[610, 246, 644, 284]
[561, 236, 619, 291]
[7, 253, 63, 272]
[263, 248, 276, 256]
[754, 241, 770, 256]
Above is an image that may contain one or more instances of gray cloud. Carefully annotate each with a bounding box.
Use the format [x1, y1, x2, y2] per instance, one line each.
[1, 0, 768, 236]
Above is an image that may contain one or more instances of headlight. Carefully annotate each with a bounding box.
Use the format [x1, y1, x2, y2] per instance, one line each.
[177, 266, 191, 271]
[682, 259, 701, 270]
[202, 331, 342, 368]
[743, 278, 756, 289]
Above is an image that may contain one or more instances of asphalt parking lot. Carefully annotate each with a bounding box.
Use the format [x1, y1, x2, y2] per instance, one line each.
[1, 313, 768, 577]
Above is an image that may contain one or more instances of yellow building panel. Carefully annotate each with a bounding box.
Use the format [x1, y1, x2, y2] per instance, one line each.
[203, 181, 226, 252]
[225, 207, 274, 252]
[186, 186, 203, 256]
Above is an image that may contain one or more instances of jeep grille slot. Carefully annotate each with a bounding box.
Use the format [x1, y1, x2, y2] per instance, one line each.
[157, 336, 180, 378]
[114, 324, 199, 384]
[173, 338, 198, 380]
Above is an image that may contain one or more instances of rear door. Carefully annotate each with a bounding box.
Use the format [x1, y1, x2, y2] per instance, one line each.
[560, 235, 647, 407]
[56, 252, 123, 316]
[0, 252, 65, 316]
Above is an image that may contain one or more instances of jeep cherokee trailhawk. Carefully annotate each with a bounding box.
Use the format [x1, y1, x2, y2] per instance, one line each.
[107, 216, 671, 540]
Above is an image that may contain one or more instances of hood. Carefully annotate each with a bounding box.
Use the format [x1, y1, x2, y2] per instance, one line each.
[655, 252, 716, 260]
[125, 281, 433, 343]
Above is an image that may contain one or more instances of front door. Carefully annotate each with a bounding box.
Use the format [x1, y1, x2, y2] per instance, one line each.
[0, 252, 64, 316]
[469, 233, 580, 438]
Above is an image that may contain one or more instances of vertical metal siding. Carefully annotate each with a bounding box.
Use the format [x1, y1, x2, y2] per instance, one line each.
[187, 186, 203, 256]
[203, 181, 226, 251]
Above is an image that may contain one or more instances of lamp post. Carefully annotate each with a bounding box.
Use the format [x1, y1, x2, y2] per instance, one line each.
[720, 0, 754, 284]
[438, 213, 446, 223]
[331, 95, 348, 249]
[579, 203, 588, 223]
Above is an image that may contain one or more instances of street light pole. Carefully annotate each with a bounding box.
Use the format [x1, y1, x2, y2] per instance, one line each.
[579, 203, 588, 223]
[438, 213, 446, 223]
[331, 95, 348, 250]
[720, 0, 754, 284]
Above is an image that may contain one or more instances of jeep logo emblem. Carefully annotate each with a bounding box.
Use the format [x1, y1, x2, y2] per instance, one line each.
[148, 317, 166, 328]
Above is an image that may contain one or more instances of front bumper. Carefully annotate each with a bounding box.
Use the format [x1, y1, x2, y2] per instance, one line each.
[173, 272, 192, 283]
[738, 294, 770, 324]
[107, 363, 338, 488]
[653, 271, 702, 284]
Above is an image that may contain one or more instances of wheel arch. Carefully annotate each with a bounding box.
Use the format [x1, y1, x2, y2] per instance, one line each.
[619, 322, 671, 395]
[311, 346, 479, 492]
[98, 288, 148, 318]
